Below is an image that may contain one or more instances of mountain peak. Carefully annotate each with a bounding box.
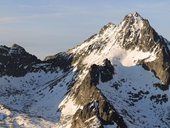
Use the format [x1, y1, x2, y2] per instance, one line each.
[125, 12, 144, 21]
[11, 43, 25, 50]
[122, 12, 144, 27]
[70, 12, 170, 85]
[9, 44, 26, 55]
[128, 12, 142, 18]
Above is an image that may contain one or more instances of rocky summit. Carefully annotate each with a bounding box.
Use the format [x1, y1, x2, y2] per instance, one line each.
[0, 12, 170, 128]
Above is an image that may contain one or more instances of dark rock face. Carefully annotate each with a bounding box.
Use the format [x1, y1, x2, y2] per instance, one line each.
[30, 52, 73, 73]
[71, 60, 126, 128]
[100, 59, 115, 82]
[121, 12, 158, 51]
[90, 64, 100, 85]
[71, 101, 103, 128]
[44, 52, 73, 71]
[90, 59, 115, 85]
[137, 32, 170, 85]
[0, 44, 40, 76]
[71, 75, 127, 128]
[140, 45, 170, 85]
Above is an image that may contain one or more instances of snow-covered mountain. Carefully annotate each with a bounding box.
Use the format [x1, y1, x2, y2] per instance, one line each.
[0, 12, 170, 128]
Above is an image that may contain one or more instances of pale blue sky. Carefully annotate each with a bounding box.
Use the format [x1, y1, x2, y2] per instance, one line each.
[0, 0, 170, 59]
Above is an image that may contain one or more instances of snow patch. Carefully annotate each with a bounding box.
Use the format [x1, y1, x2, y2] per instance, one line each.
[83, 44, 156, 67]
[59, 96, 81, 116]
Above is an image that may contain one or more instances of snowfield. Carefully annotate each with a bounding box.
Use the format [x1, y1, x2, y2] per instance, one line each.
[0, 69, 77, 127]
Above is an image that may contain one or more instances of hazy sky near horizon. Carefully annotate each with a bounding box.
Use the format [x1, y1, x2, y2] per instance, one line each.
[0, 0, 170, 59]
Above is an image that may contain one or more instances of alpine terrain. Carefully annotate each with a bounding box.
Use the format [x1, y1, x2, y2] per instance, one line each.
[0, 12, 170, 128]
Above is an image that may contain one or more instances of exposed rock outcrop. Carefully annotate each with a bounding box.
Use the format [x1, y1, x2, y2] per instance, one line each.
[70, 59, 126, 128]
[90, 59, 115, 85]
[44, 52, 73, 71]
[0, 44, 40, 76]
